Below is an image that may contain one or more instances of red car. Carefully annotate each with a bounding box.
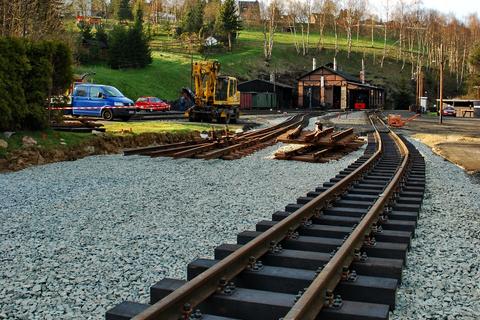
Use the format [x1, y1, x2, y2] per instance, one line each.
[441, 106, 456, 117]
[135, 96, 170, 112]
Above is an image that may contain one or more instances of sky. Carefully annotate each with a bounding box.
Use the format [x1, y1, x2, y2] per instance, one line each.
[368, 0, 480, 21]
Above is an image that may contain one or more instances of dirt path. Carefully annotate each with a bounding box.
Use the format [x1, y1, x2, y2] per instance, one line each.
[387, 111, 480, 174]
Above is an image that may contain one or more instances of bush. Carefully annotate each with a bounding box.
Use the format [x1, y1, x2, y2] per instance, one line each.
[0, 38, 29, 131]
[0, 37, 73, 131]
[75, 23, 109, 64]
[391, 77, 414, 110]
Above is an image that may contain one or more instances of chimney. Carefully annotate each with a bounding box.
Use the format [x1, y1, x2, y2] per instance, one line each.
[312, 58, 317, 71]
[333, 57, 337, 71]
[360, 58, 365, 84]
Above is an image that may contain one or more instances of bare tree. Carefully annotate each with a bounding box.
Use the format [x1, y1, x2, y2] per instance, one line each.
[0, 0, 64, 39]
[355, 0, 366, 43]
[380, 0, 389, 68]
[286, 0, 312, 56]
[313, 0, 335, 51]
[339, 0, 360, 58]
[286, 0, 301, 54]
[150, 0, 164, 24]
[330, 0, 340, 56]
[393, 0, 410, 69]
[370, 12, 375, 47]
[261, 0, 280, 61]
[303, 0, 313, 55]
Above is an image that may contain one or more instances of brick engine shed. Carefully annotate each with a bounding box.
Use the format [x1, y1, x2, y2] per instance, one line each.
[297, 65, 385, 110]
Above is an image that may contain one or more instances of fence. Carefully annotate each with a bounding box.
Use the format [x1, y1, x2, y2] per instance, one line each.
[149, 40, 202, 53]
[149, 40, 227, 54]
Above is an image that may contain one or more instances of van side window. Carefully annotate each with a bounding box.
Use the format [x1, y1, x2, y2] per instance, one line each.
[90, 87, 103, 98]
[74, 87, 87, 97]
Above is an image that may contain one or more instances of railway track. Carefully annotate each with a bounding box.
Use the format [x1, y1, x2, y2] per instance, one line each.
[124, 114, 310, 160]
[107, 114, 425, 320]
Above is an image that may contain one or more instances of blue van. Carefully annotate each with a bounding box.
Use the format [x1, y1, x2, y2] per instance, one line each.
[71, 84, 136, 121]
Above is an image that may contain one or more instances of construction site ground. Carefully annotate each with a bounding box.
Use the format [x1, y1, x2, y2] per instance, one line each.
[386, 111, 480, 174]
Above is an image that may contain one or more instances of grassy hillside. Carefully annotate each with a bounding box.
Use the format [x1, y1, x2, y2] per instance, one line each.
[75, 30, 413, 106]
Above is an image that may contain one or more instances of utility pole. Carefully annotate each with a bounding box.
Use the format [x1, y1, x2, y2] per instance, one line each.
[415, 65, 420, 107]
[190, 36, 194, 90]
[439, 43, 444, 125]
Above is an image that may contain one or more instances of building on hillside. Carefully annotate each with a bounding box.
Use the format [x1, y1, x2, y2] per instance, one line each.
[238, 79, 294, 109]
[297, 64, 385, 109]
[238, 0, 260, 15]
[238, 1, 261, 24]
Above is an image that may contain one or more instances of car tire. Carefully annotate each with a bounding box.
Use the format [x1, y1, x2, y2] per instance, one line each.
[102, 109, 114, 121]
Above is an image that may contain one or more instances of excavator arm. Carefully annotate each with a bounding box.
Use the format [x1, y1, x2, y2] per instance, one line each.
[192, 61, 220, 107]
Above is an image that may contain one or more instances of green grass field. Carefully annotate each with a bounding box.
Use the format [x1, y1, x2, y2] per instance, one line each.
[0, 121, 241, 158]
[101, 121, 241, 134]
[75, 29, 411, 103]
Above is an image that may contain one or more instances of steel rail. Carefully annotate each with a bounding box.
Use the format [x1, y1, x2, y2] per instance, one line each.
[284, 116, 410, 319]
[131, 118, 384, 320]
[181, 115, 307, 159]
[123, 114, 306, 158]
[238, 115, 303, 139]
[124, 141, 197, 156]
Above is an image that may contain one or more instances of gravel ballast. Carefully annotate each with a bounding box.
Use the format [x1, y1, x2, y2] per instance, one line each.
[2, 132, 478, 320]
[391, 138, 480, 320]
[0, 141, 365, 320]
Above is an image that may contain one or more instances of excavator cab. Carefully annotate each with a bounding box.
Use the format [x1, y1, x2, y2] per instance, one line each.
[215, 76, 239, 105]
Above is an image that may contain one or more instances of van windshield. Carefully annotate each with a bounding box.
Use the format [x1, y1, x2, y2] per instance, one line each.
[103, 86, 124, 97]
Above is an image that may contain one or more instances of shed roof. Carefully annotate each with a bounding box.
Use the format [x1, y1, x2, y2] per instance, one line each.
[299, 65, 383, 90]
[299, 65, 361, 83]
[239, 79, 294, 90]
[347, 81, 384, 91]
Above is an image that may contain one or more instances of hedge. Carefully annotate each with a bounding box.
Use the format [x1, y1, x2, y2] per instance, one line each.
[0, 37, 72, 131]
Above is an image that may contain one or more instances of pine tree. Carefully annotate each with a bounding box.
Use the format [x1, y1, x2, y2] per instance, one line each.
[217, 0, 242, 51]
[117, 0, 133, 21]
[182, 0, 205, 34]
[131, 4, 152, 67]
[108, 4, 151, 69]
[392, 77, 414, 110]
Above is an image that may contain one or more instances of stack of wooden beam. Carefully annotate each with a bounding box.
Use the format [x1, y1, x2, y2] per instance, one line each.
[274, 126, 364, 162]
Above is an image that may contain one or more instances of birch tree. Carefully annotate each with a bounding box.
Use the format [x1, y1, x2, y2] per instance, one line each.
[261, 0, 280, 61]
[314, 0, 336, 50]
[380, 0, 389, 68]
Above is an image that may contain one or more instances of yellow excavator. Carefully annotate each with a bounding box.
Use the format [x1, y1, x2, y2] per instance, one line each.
[184, 60, 240, 124]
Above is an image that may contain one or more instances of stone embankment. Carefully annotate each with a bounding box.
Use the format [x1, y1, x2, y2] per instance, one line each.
[0, 132, 198, 173]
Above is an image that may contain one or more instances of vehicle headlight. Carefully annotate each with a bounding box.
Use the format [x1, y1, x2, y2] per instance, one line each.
[114, 102, 124, 106]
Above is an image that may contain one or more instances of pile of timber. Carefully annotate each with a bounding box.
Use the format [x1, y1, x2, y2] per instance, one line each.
[124, 114, 309, 160]
[51, 117, 105, 132]
[274, 125, 364, 162]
